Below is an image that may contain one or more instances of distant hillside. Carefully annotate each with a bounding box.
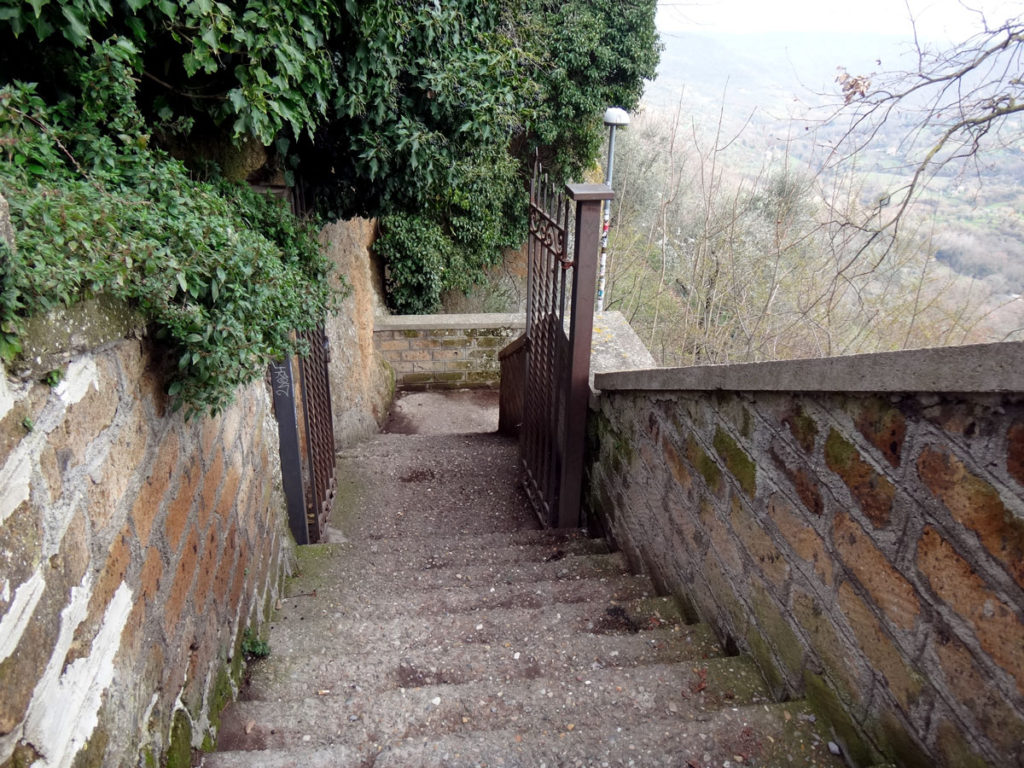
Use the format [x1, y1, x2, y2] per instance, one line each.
[639, 29, 1024, 300]
[645, 30, 916, 117]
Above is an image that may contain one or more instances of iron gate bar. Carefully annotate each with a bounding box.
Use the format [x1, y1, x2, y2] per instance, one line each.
[297, 325, 337, 543]
[518, 164, 613, 529]
[269, 358, 310, 545]
[558, 183, 613, 528]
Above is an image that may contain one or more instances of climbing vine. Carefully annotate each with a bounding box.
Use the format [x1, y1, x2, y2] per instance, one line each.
[0, 0, 659, 396]
[0, 41, 332, 416]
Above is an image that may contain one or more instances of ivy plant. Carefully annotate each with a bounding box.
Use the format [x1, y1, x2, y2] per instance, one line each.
[0, 44, 334, 416]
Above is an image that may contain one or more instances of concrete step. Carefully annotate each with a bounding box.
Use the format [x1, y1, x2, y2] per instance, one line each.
[307, 532, 610, 573]
[205, 702, 842, 768]
[277, 572, 655, 625]
[218, 658, 773, 753]
[333, 433, 537, 537]
[265, 595, 687, 656]
[286, 547, 635, 599]
[200, 746, 361, 768]
[371, 702, 842, 767]
[243, 624, 725, 700]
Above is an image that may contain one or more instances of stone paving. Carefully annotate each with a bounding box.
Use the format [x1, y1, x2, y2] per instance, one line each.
[203, 392, 844, 768]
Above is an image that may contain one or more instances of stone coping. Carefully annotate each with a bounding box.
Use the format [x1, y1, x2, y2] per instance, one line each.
[595, 340, 1024, 394]
[375, 313, 526, 331]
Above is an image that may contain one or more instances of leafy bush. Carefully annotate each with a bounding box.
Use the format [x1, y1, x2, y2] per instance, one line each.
[0, 0, 659, 329]
[0, 45, 333, 416]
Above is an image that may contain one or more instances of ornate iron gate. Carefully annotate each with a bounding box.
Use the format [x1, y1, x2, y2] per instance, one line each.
[266, 181, 337, 544]
[517, 165, 613, 528]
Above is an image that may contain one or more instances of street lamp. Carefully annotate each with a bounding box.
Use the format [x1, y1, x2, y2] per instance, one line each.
[598, 107, 630, 313]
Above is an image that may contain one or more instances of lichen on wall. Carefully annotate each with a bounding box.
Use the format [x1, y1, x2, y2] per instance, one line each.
[586, 357, 1024, 767]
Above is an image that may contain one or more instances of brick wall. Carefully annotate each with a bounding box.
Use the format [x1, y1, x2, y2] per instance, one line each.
[587, 342, 1024, 767]
[0, 336, 288, 767]
[374, 314, 525, 390]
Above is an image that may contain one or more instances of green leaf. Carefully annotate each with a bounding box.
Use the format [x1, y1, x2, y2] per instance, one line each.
[60, 5, 90, 46]
[176, 272, 188, 293]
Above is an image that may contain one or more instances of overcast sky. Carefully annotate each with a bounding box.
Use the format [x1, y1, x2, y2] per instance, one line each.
[657, 0, 1023, 38]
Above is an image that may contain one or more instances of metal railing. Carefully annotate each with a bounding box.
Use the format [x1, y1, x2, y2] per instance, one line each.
[506, 164, 613, 528]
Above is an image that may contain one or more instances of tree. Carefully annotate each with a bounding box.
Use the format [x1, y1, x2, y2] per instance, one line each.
[824, 10, 1024, 258]
[0, 0, 660, 407]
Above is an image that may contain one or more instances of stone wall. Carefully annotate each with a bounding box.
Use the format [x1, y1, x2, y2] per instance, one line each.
[0, 336, 289, 768]
[586, 342, 1024, 767]
[320, 218, 394, 447]
[375, 314, 525, 390]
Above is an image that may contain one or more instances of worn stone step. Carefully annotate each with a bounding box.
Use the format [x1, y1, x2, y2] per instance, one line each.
[371, 701, 843, 768]
[265, 595, 686, 657]
[286, 548, 635, 600]
[333, 433, 537, 537]
[276, 572, 655, 627]
[200, 745, 362, 768]
[286, 536, 614, 596]
[243, 623, 725, 701]
[325, 527, 608, 558]
[218, 658, 773, 754]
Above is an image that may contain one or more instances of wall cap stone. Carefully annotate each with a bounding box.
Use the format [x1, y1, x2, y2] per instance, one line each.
[595, 341, 1024, 394]
[375, 313, 525, 331]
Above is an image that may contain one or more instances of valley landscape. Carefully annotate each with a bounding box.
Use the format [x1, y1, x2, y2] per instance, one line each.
[613, 24, 1024, 362]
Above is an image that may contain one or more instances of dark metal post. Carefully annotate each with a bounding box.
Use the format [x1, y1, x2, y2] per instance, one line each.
[269, 358, 310, 545]
[558, 183, 614, 528]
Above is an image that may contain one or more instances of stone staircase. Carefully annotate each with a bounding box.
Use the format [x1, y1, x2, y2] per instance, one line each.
[204, 430, 844, 768]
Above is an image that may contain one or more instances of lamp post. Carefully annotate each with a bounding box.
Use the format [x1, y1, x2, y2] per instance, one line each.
[598, 107, 630, 313]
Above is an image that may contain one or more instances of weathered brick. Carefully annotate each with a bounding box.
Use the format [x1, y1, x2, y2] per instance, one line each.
[712, 428, 757, 498]
[88, 404, 148, 532]
[192, 523, 221, 616]
[661, 434, 693, 493]
[730, 497, 789, 587]
[408, 336, 440, 350]
[825, 429, 895, 528]
[0, 569, 64, 734]
[917, 447, 1024, 588]
[432, 349, 461, 361]
[220, 406, 243, 452]
[917, 526, 1024, 693]
[769, 495, 833, 586]
[140, 543, 163, 606]
[781, 404, 818, 453]
[130, 431, 180, 548]
[56, 359, 119, 467]
[401, 350, 431, 362]
[1009, 421, 1024, 487]
[749, 578, 805, 690]
[214, 458, 243, 522]
[0, 501, 43, 612]
[164, 465, 200, 553]
[164, 524, 199, 637]
[687, 435, 723, 495]
[931, 635, 1024, 759]
[197, 448, 225, 534]
[770, 444, 823, 516]
[200, 412, 222, 460]
[214, 522, 240, 608]
[837, 582, 923, 711]
[704, 506, 744, 574]
[87, 524, 133, 626]
[833, 512, 919, 630]
[37, 442, 62, 504]
[791, 589, 859, 695]
[855, 397, 907, 468]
